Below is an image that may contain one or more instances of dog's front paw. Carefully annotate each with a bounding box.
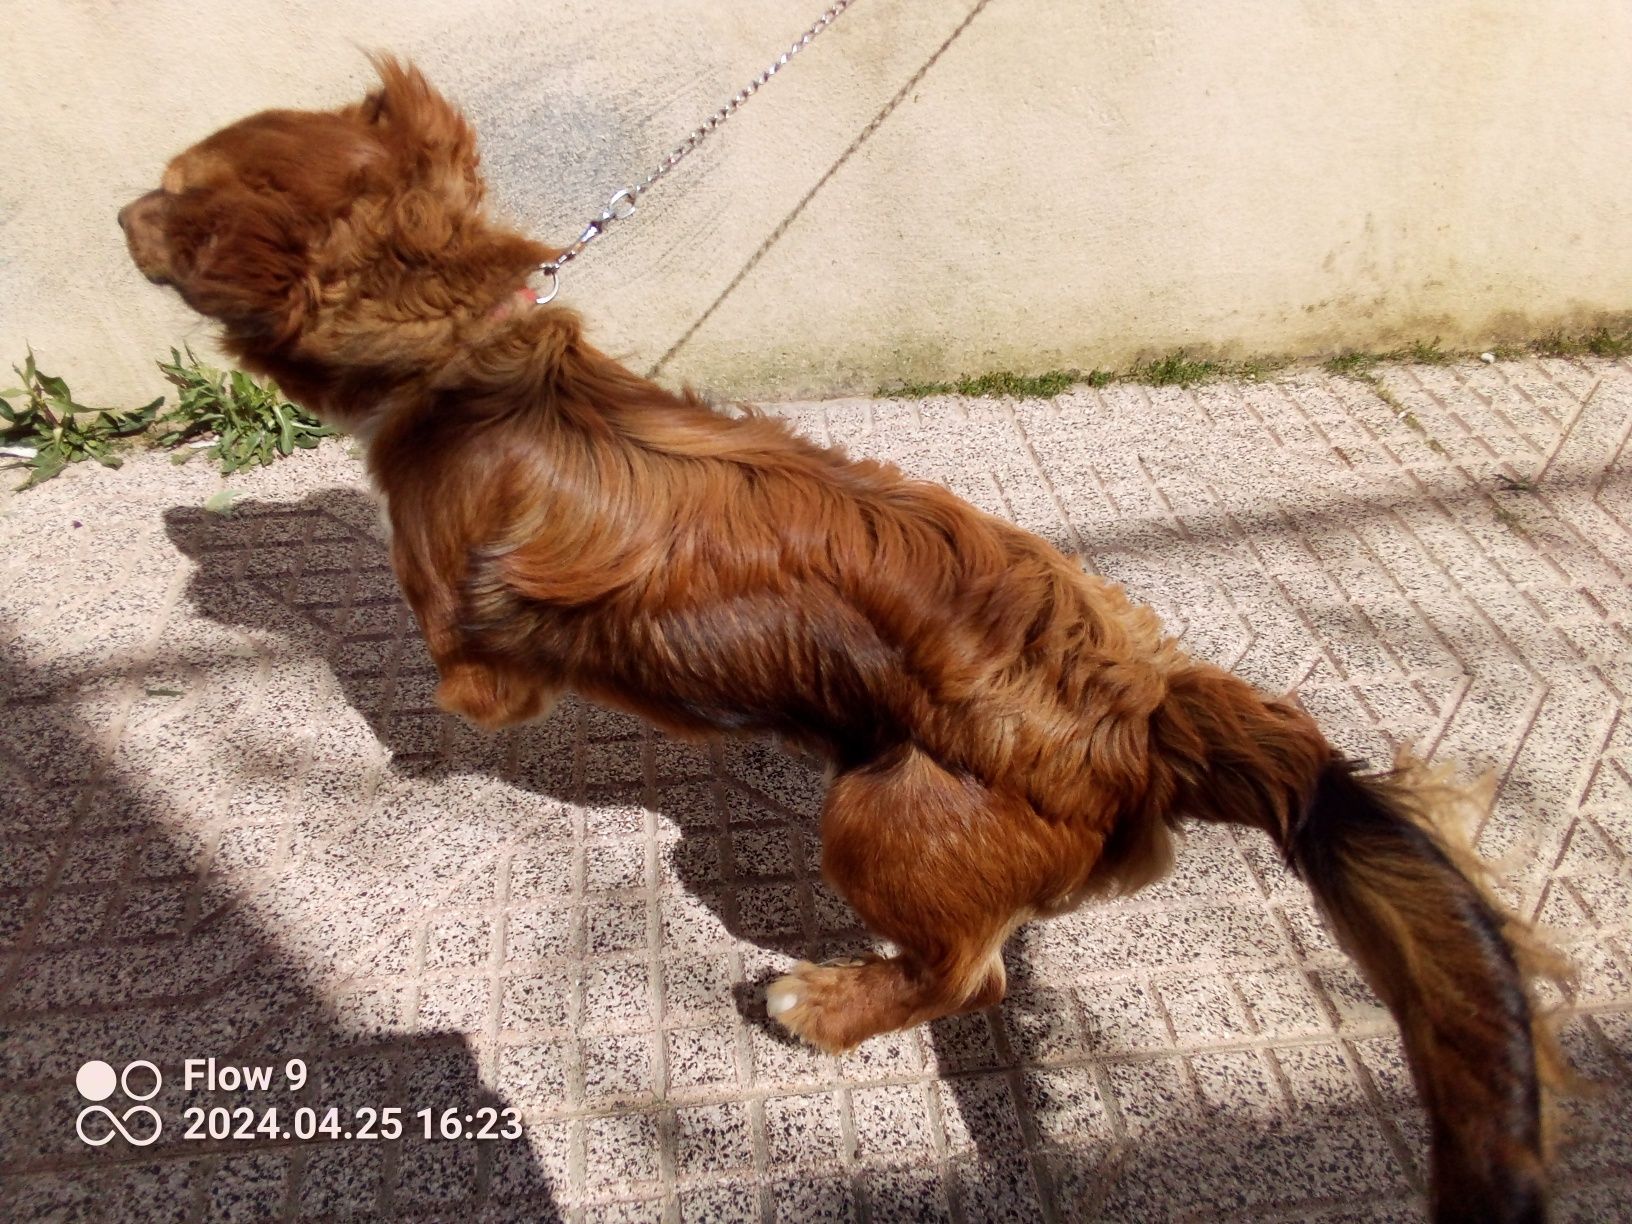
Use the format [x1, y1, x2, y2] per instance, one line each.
[765, 958, 877, 1054]
[435, 661, 556, 730]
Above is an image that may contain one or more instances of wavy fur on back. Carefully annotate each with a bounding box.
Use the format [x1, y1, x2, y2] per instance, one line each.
[120, 58, 1571, 1221]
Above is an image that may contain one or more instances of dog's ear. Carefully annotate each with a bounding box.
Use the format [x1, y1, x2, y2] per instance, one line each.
[169, 191, 314, 345]
[353, 55, 484, 209]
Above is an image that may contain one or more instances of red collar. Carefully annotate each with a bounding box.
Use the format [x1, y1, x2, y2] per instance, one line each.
[487, 285, 538, 322]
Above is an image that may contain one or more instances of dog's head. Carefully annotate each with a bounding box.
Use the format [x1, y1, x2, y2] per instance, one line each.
[120, 58, 549, 406]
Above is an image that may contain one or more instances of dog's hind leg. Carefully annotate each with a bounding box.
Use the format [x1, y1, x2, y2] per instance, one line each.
[767, 744, 1090, 1053]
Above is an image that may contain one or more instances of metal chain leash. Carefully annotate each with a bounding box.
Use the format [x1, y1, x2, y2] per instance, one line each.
[530, 0, 859, 304]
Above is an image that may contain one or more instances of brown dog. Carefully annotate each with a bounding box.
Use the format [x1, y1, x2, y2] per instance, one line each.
[122, 59, 1561, 1221]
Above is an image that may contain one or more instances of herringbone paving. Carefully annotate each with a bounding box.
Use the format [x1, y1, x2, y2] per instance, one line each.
[1, 358, 1628, 1220]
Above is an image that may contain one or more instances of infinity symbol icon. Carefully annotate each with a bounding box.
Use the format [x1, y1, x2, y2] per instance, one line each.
[73, 1058, 164, 1147]
[75, 1103, 164, 1147]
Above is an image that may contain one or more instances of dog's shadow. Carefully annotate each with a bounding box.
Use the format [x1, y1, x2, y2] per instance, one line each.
[161, 489, 854, 965]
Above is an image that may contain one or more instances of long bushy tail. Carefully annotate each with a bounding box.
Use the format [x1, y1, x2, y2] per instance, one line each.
[1150, 664, 1566, 1223]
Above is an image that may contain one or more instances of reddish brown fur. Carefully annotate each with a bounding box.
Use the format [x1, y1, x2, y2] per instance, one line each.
[121, 59, 1565, 1220]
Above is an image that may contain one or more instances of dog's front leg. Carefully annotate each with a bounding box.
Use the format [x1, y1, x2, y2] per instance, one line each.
[391, 537, 559, 731]
[433, 657, 558, 730]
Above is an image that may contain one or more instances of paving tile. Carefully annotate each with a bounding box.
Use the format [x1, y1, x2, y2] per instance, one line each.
[1103, 1056, 1200, 1136]
[861, 1165, 953, 1222]
[203, 1151, 295, 1222]
[679, 1181, 760, 1223]
[582, 1112, 663, 1192]
[488, 1120, 572, 1202]
[1189, 1048, 1284, 1117]
[1154, 972, 1256, 1045]
[393, 1136, 480, 1207]
[1074, 978, 1173, 1053]
[672, 1100, 756, 1179]
[836, 1026, 923, 1083]
[665, 1023, 741, 1093]
[761, 1091, 846, 1170]
[849, 1082, 937, 1164]
[1098, 1113, 1409, 1219]
[922, 1011, 1005, 1074]
[416, 975, 491, 1032]
[580, 1032, 657, 1103]
[1019, 1065, 1112, 1148]
[1232, 964, 1331, 1037]
[954, 1154, 1047, 1223]
[1275, 1043, 1371, 1113]
[426, 912, 496, 969]
[770, 1172, 857, 1223]
[750, 1026, 836, 1091]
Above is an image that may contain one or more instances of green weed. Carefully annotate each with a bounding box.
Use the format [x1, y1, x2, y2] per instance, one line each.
[880, 369, 1085, 400]
[1131, 352, 1222, 387]
[953, 370, 1079, 399]
[1533, 327, 1632, 359]
[0, 350, 162, 489]
[878, 379, 955, 399]
[156, 348, 335, 474]
[1401, 338, 1449, 364]
[1325, 351, 1381, 377]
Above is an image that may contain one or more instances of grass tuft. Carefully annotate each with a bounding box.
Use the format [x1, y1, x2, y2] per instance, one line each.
[1233, 355, 1293, 382]
[1324, 352, 1380, 377]
[877, 379, 956, 399]
[1532, 327, 1632, 360]
[879, 352, 1290, 399]
[156, 348, 336, 474]
[0, 349, 162, 488]
[1327, 326, 1632, 374]
[880, 370, 1085, 400]
[1401, 337, 1450, 364]
[1131, 352, 1222, 387]
[953, 370, 1079, 399]
[1130, 351, 1291, 387]
[2, 346, 340, 490]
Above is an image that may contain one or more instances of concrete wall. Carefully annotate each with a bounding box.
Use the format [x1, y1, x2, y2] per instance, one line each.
[5, 0, 1631, 404]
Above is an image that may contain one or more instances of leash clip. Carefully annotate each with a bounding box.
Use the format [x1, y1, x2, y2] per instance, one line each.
[531, 188, 638, 306]
[531, 264, 561, 306]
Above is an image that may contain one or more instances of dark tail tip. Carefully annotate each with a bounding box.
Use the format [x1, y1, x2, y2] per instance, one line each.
[1288, 757, 1554, 1223]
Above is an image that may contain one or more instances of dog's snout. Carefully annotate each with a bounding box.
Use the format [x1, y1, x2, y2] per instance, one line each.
[120, 190, 176, 286]
[119, 189, 164, 233]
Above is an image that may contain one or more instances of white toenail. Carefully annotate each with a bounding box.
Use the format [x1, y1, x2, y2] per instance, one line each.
[766, 984, 800, 1017]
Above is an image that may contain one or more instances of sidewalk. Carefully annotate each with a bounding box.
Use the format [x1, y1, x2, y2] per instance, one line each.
[1, 358, 1628, 1221]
